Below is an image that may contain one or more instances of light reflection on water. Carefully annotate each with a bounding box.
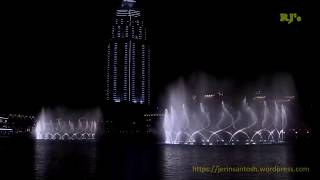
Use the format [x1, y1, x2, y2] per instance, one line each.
[0, 140, 311, 180]
[34, 140, 161, 180]
[162, 144, 295, 180]
[35, 141, 97, 180]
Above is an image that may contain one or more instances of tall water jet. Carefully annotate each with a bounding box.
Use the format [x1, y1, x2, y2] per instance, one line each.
[34, 107, 102, 140]
[162, 73, 295, 145]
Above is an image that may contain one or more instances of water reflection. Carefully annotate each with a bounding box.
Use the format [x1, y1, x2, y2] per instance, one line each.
[35, 141, 97, 180]
[1, 140, 312, 180]
[161, 144, 311, 180]
[34, 140, 161, 180]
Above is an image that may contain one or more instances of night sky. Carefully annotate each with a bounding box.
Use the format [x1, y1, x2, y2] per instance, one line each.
[0, 0, 317, 118]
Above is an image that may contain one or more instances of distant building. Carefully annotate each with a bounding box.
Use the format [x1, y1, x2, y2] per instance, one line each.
[103, 104, 157, 135]
[104, 0, 151, 105]
[0, 116, 12, 136]
[0, 113, 35, 136]
[144, 113, 163, 134]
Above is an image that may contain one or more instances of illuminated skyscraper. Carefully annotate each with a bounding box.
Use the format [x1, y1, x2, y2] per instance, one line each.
[105, 0, 151, 105]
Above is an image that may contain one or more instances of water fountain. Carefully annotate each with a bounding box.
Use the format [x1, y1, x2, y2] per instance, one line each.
[163, 74, 295, 145]
[35, 108, 102, 140]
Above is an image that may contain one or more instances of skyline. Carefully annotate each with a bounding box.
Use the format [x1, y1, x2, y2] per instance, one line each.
[0, 0, 316, 118]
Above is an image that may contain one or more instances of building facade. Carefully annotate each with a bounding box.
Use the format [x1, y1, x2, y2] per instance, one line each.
[0, 113, 35, 136]
[104, 0, 151, 105]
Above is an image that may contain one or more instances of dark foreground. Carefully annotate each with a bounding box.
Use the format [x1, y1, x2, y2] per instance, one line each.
[0, 137, 315, 180]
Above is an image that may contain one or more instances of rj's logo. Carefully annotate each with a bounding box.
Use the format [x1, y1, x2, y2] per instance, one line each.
[280, 13, 301, 24]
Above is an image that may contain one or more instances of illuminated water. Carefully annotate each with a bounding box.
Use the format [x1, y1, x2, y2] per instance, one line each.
[162, 75, 295, 145]
[163, 98, 288, 145]
[0, 140, 313, 180]
[34, 108, 101, 140]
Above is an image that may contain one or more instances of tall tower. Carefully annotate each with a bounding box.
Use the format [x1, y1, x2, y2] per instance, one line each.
[105, 0, 151, 105]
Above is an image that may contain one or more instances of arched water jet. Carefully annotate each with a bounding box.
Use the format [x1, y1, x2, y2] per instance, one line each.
[162, 75, 294, 145]
[34, 108, 101, 140]
[229, 128, 250, 142]
[163, 99, 289, 145]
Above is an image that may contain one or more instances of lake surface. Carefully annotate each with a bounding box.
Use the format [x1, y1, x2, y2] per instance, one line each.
[0, 139, 315, 180]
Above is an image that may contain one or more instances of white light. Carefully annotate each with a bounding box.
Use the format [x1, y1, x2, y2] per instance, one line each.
[0, 128, 13, 131]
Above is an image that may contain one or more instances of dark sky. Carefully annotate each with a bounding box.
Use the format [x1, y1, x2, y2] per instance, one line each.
[0, 0, 318, 114]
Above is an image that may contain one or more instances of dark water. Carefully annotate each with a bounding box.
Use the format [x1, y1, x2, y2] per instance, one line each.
[0, 139, 315, 180]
